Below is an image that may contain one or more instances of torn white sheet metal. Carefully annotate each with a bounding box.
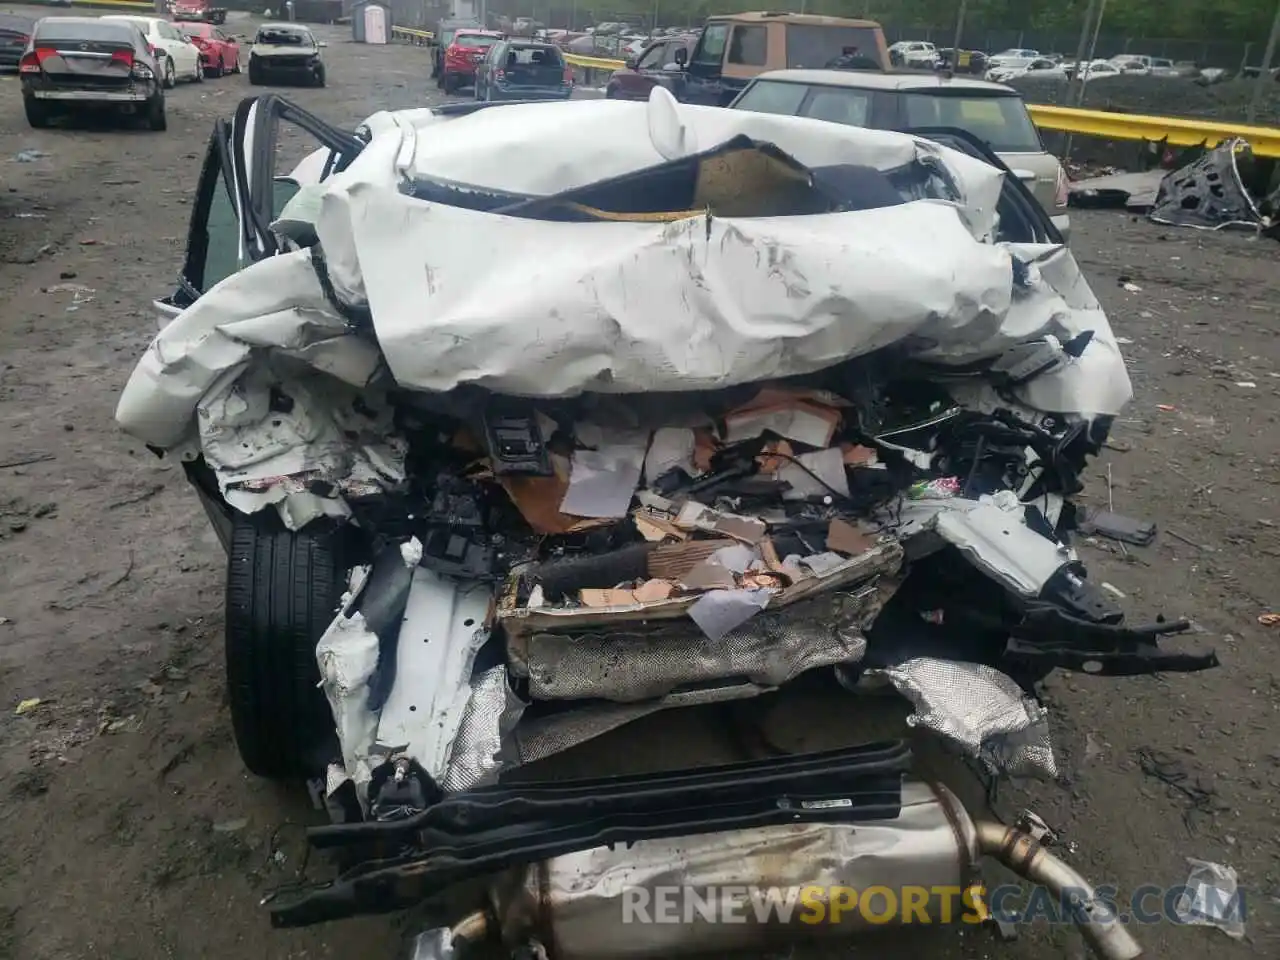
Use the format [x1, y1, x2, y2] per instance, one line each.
[117, 247, 380, 449]
[868, 657, 1058, 780]
[352, 93, 1005, 233]
[196, 361, 406, 529]
[892, 494, 1073, 597]
[373, 567, 495, 783]
[315, 610, 381, 794]
[118, 94, 1131, 464]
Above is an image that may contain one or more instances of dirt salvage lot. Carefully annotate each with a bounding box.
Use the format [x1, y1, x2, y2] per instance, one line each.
[1, 12, 1278, 960]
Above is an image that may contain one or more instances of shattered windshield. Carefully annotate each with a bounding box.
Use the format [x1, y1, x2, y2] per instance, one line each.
[257, 28, 310, 45]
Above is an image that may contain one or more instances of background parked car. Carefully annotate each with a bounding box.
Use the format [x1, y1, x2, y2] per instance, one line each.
[989, 47, 1038, 60]
[438, 28, 502, 93]
[986, 56, 1065, 83]
[888, 40, 938, 69]
[728, 69, 1070, 237]
[0, 12, 35, 71]
[605, 33, 696, 99]
[1078, 59, 1122, 81]
[102, 14, 202, 87]
[430, 18, 480, 77]
[670, 12, 891, 107]
[937, 47, 988, 75]
[171, 0, 227, 26]
[19, 16, 165, 130]
[248, 24, 325, 87]
[176, 21, 239, 77]
[474, 39, 571, 101]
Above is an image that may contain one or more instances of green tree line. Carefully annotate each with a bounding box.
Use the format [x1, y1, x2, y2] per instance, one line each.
[507, 0, 1279, 41]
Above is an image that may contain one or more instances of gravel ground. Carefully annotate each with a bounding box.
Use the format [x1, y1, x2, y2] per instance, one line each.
[1, 11, 1278, 960]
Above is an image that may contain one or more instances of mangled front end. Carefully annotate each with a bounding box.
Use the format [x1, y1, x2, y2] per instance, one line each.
[117, 92, 1218, 958]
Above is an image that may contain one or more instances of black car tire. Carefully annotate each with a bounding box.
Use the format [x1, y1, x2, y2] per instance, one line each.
[248, 59, 263, 84]
[313, 65, 326, 87]
[194, 59, 204, 82]
[162, 55, 176, 89]
[216, 56, 225, 77]
[605, 83, 619, 98]
[147, 91, 167, 131]
[23, 95, 51, 129]
[442, 71, 457, 93]
[225, 515, 346, 780]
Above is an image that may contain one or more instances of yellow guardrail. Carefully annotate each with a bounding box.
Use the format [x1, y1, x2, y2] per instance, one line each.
[391, 25, 434, 41]
[1027, 104, 1280, 158]
[563, 51, 627, 71]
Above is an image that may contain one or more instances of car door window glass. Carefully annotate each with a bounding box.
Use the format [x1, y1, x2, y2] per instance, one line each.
[637, 43, 667, 69]
[202, 181, 241, 293]
[727, 25, 766, 66]
[802, 88, 872, 127]
[786, 25, 883, 69]
[732, 79, 809, 116]
[691, 22, 728, 68]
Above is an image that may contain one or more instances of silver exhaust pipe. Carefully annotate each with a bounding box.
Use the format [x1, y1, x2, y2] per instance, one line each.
[975, 821, 1143, 960]
[408, 782, 1142, 960]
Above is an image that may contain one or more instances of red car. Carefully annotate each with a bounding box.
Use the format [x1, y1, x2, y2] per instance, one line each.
[439, 29, 503, 94]
[171, 0, 227, 25]
[605, 34, 696, 100]
[177, 22, 240, 77]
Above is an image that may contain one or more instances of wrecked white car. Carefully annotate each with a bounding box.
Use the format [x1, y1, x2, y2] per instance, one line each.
[117, 91, 1217, 959]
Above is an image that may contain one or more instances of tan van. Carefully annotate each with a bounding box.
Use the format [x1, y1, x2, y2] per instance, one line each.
[673, 12, 890, 106]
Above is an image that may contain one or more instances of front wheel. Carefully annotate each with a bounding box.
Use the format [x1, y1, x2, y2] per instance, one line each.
[248, 59, 263, 85]
[194, 59, 204, 82]
[225, 516, 346, 780]
[232, 53, 241, 74]
[442, 71, 457, 94]
[313, 66, 325, 87]
[162, 56, 175, 89]
[216, 56, 225, 77]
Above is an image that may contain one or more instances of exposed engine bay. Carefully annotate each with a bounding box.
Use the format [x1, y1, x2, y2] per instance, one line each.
[115, 91, 1219, 959]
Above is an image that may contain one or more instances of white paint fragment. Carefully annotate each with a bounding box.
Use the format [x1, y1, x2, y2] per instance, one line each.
[315, 610, 381, 796]
[399, 536, 423, 569]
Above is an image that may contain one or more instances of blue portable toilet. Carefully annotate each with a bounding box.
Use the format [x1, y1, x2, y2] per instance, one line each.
[352, 0, 390, 43]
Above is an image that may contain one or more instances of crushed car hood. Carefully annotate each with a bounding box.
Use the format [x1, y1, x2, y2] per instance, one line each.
[117, 93, 1130, 451]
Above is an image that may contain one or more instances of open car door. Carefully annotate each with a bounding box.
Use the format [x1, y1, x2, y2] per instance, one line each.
[154, 94, 364, 328]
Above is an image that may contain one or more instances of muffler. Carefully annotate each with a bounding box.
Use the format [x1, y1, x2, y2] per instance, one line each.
[405, 781, 1142, 960]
